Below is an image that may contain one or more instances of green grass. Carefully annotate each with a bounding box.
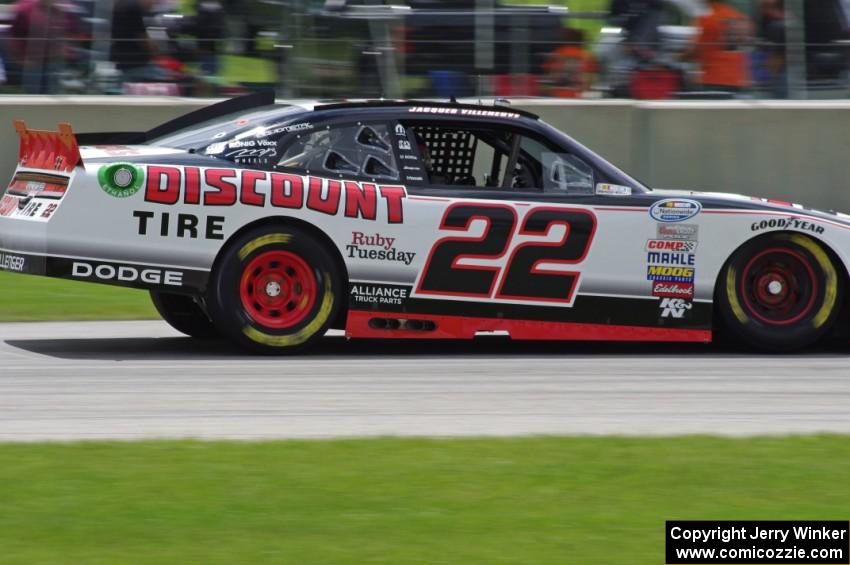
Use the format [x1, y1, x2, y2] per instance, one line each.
[0, 435, 848, 563]
[0, 272, 157, 322]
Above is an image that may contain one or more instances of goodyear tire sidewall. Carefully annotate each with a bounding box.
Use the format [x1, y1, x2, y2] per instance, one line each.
[209, 226, 340, 352]
[719, 232, 842, 351]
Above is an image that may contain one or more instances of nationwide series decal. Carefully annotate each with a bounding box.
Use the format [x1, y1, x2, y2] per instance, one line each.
[751, 217, 825, 235]
[142, 166, 406, 223]
[346, 231, 416, 265]
[649, 199, 701, 223]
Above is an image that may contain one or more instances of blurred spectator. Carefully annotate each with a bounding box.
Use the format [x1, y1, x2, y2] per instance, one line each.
[686, 0, 754, 95]
[7, 0, 74, 93]
[609, 0, 664, 64]
[110, 0, 163, 81]
[755, 0, 787, 97]
[189, 1, 225, 77]
[543, 28, 597, 98]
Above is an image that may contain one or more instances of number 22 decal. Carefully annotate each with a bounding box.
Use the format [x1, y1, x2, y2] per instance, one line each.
[416, 203, 597, 303]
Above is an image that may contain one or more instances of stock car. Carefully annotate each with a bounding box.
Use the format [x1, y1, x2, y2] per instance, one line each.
[1, 91, 848, 352]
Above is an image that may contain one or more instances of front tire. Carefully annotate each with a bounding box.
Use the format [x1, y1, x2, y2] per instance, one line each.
[717, 233, 843, 351]
[206, 225, 342, 353]
[150, 291, 219, 339]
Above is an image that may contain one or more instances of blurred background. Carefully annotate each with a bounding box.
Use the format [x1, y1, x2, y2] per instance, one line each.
[0, 0, 848, 100]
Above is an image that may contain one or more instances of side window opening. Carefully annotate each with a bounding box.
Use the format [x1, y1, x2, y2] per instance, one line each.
[404, 123, 555, 191]
[276, 123, 399, 181]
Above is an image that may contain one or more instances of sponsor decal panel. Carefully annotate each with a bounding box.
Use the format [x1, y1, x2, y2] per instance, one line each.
[751, 216, 825, 235]
[649, 199, 701, 223]
[595, 183, 632, 196]
[0, 252, 26, 272]
[132, 211, 226, 240]
[647, 251, 695, 266]
[659, 297, 692, 319]
[2, 172, 71, 222]
[647, 265, 695, 283]
[71, 261, 184, 287]
[98, 163, 144, 198]
[646, 239, 697, 253]
[652, 281, 694, 299]
[657, 223, 698, 241]
[408, 106, 521, 119]
[142, 165, 406, 223]
[349, 282, 410, 307]
[346, 231, 416, 265]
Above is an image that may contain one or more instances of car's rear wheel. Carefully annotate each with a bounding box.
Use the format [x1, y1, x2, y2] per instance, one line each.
[206, 225, 342, 353]
[717, 232, 843, 351]
[150, 291, 219, 338]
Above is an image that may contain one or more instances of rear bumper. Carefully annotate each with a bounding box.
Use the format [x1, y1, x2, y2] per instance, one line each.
[0, 219, 210, 293]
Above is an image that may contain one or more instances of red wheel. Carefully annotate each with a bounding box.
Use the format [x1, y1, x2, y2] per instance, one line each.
[239, 251, 317, 329]
[207, 225, 342, 353]
[718, 233, 843, 351]
[739, 248, 818, 326]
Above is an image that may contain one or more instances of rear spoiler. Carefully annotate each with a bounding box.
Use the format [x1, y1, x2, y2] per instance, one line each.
[14, 120, 82, 173]
[12, 90, 278, 157]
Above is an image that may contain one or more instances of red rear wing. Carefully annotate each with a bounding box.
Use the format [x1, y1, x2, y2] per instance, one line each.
[14, 120, 81, 173]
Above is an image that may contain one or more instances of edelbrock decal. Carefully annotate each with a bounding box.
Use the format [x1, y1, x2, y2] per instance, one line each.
[649, 199, 701, 223]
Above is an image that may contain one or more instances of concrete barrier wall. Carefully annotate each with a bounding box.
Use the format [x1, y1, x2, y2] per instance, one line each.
[3, 96, 850, 212]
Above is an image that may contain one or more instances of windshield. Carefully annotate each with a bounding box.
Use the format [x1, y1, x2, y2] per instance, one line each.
[151, 105, 306, 149]
[538, 120, 651, 193]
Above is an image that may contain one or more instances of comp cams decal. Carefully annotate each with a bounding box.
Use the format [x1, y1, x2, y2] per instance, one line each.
[649, 199, 701, 223]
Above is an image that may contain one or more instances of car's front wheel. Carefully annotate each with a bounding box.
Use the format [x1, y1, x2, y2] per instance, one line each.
[150, 291, 219, 339]
[206, 225, 342, 353]
[717, 232, 843, 351]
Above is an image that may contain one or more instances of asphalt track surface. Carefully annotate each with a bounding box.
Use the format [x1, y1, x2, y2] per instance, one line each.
[1, 321, 850, 441]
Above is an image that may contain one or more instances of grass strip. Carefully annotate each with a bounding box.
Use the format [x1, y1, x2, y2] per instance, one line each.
[0, 435, 847, 563]
[0, 272, 157, 322]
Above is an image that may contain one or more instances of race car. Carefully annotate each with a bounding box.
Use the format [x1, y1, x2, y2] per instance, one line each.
[1, 91, 847, 352]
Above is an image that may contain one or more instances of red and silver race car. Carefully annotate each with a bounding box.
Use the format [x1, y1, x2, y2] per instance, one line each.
[1, 92, 847, 352]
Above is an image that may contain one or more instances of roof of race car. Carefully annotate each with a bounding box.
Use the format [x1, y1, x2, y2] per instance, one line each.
[145, 93, 539, 150]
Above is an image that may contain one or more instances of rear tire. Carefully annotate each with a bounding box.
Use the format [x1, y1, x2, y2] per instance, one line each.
[717, 233, 843, 351]
[206, 225, 342, 354]
[150, 291, 219, 339]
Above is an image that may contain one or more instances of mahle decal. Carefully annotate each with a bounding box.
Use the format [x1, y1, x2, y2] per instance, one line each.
[98, 163, 145, 198]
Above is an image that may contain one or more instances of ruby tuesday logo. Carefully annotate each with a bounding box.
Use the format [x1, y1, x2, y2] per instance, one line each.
[346, 232, 416, 265]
